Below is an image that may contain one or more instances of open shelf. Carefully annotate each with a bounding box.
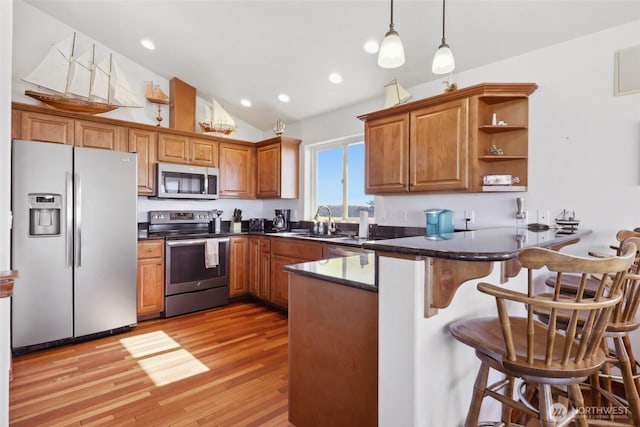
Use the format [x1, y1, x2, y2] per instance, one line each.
[482, 185, 527, 192]
[478, 125, 527, 133]
[479, 155, 528, 161]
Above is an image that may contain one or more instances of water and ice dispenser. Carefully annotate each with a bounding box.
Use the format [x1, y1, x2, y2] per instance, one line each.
[28, 194, 61, 236]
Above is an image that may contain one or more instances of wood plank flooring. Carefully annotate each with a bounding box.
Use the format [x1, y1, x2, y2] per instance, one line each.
[9, 301, 292, 426]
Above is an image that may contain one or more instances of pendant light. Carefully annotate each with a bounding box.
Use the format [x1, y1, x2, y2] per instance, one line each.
[432, 0, 455, 75]
[378, 0, 405, 69]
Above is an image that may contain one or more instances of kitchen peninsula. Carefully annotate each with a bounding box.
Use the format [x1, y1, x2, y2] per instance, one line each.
[286, 227, 590, 426]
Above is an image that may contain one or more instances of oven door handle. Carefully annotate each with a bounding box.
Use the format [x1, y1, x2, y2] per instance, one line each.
[166, 238, 230, 247]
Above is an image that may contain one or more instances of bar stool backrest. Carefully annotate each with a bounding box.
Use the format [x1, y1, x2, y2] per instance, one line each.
[478, 242, 636, 372]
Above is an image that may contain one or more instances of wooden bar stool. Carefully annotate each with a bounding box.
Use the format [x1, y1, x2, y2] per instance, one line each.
[544, 230, 640, 298]
[450, 242, 637, 427]
[536, 234, 640, 425]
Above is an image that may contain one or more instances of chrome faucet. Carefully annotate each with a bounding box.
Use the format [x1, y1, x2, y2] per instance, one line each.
[313, 205, 335, 235]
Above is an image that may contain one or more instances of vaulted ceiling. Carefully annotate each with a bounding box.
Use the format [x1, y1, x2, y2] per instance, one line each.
[25, 1, 640, 130]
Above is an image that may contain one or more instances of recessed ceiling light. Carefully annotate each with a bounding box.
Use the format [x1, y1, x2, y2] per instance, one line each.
[363, 40, 379, 54]
[240, 99, 252, 107]
[278, 93, 290, 103]
[328, 73, 343, 84]
[140, 39, 156, 50]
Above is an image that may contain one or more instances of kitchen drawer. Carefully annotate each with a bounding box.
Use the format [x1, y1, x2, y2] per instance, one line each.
[272, 239, 325, 260]
[138, 240, 164, 259]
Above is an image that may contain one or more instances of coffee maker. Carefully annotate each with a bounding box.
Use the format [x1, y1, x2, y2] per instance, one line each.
[273, 209, 291, 232]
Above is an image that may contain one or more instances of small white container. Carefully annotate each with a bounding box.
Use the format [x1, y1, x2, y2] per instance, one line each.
[483, 175, 520, 186]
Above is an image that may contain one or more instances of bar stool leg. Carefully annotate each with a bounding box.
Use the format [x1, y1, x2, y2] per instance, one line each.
[622, 335, 640, 393]
[501, 375, 515, 424]
[613, 336, 640, 425]
[568, 383, 588, 427]
[538, 384, 556, 427]
[465, 362, 490, 427]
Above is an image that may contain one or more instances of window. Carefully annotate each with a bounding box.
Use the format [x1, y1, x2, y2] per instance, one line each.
[309, 136, 374, 220]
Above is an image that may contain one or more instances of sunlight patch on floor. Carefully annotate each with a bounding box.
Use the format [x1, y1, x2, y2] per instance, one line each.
[120, 330, 180, 358]
[137, 348, 209, 386]
[120, 330, 209, 386]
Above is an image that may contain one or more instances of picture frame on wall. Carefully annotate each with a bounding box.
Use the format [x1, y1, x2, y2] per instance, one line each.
[614, 44, 640, 96]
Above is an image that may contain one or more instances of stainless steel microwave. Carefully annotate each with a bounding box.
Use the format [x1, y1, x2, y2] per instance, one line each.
[157, 162, 219, 199]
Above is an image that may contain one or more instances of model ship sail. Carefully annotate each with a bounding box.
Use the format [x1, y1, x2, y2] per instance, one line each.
[199, 98, 237, 135]
[384, 79, 412, 108]
[145, 81, 169, 104]
[23, 33, 143, 114]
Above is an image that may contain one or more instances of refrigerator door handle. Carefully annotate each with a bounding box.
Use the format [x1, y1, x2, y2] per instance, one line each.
[74, 172, 82, 268]
[66, 172, 73, 268]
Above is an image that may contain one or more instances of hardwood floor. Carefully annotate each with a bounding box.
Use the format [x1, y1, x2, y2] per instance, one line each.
[9, 301, 292, 426]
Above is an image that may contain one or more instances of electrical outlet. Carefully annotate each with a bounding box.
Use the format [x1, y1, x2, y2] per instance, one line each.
[536, 209, 550, 225]
[465, 210, 475, 225]
[401, 210, 408, 222]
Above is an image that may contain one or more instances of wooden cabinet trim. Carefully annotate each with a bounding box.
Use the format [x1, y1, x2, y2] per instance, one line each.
[358, 83, 538, 122]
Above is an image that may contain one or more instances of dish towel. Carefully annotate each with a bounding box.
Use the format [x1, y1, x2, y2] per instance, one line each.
[205, 239, 219, 268]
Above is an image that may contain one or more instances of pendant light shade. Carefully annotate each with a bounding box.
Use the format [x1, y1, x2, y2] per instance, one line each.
[432, 0, 455, 75]
[378, 0, 405, 69]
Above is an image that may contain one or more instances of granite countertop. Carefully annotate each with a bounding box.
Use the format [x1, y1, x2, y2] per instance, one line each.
[362, 227, 591, 261]
[284, 254, 377, 292]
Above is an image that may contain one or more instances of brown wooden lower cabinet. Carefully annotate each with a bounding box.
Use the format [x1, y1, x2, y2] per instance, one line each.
[270, 254, 294, 307]
[269, 239, 326, 309]
[241, 236, 326, 309]
[137, 240, 164, 319]
[248, 237, 261, 296]
[288, 273, 378, 426]
[229, 236, 249, 297]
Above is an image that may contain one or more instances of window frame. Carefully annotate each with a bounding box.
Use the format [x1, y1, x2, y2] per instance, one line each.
[305, 134, 371, 221]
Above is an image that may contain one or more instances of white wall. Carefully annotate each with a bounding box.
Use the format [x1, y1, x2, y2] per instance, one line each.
[290, 20, 640, 256]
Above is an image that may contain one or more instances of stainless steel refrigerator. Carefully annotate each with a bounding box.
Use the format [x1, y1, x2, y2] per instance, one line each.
[11, 139, 137, 350]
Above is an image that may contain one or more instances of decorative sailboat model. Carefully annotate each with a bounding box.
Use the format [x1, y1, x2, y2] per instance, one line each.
[384, 79, 412, 108]
[23, 33, 143, 115]
[145, 81, 169, 126]
[199, 98, 237, 135]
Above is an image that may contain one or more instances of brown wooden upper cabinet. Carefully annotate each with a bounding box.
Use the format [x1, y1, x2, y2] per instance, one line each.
[364, 113, 410, 193]
[157, 133, 219, 167]
[363, 100, 468, 194]
[12, 102, 304, 199]
[75, 120, 128, 151]
[256, 136, 301, 199]
[410, 99, 468, 192]
[219, 142, 256, 198]
[18, 110, 75, 145]
[129, 128, 157, 195]
[359, 83, 537, 194]
[15, 108, 128, 151]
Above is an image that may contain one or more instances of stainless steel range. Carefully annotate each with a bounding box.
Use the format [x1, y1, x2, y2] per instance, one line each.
[148, 210, 230, 317]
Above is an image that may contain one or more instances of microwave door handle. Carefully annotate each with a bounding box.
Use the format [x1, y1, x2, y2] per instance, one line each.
[66, 172, 73, 268]
[74, 172, 82, 268]
[204, 173, 208, 195]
